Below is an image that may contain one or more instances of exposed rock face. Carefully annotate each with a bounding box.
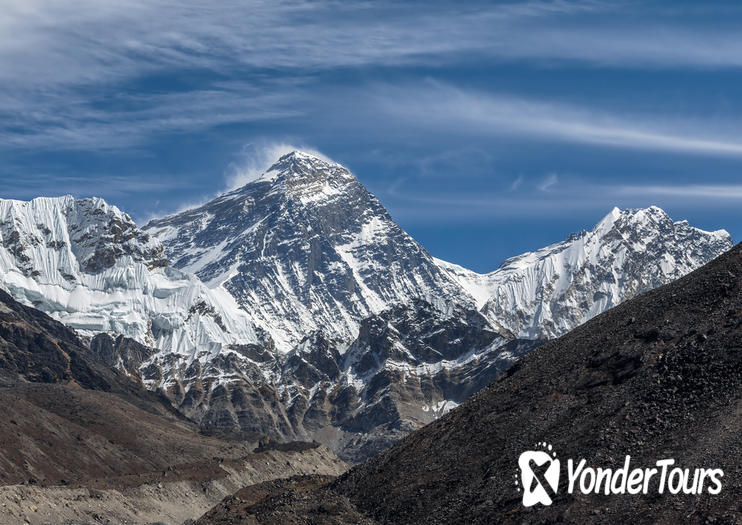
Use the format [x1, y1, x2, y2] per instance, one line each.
[277, 301, 539, 462]
[90, 333, 157, 383]
[0, 287, 126, 391]
[140, 299, 533, 462]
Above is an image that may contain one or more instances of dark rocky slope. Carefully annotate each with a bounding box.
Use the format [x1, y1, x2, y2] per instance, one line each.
[203, 243, 742, 524]
[0, 286, 184, 419]
[0, 287, 253, 485]
[194, 475, 374, 525]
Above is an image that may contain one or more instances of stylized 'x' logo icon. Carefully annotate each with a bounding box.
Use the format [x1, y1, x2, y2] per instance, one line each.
[528, 459, 558, 499]
[518, 447, 560, 507]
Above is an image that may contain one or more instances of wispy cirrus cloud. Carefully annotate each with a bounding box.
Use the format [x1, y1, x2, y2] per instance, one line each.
[0, 173, 190, 199]
[373, 82, 742, 157]
[0, 1, 605, 89]
[0, 79, 306, 150]
[510, 175, 524, 191]
[3, 0, 742, 92]
[538, 174, 559, 192]
[382, 184, 742, 225]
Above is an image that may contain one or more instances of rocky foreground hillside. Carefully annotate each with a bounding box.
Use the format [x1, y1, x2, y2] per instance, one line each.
[199, 243, 742, 524]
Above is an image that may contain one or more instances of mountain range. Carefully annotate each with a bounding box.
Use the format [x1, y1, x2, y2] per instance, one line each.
[198, 236, 742, 525]
[0, 151, 732, 461]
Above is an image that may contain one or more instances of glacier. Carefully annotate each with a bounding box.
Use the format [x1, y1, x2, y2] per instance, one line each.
[0, 195, 261, 388]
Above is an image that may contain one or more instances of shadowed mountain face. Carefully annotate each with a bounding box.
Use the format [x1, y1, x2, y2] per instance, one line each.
[0, 287, 250, 485]
[202, 243, 742, 524]
[0, 287, 156, 395]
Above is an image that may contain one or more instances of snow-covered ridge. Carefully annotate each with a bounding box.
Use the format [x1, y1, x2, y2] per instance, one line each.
[0, 195, 259, 378]
[436, 205, 732, 339]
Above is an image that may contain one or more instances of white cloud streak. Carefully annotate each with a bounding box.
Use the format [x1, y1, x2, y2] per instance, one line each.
[379, 173, 742, 222]
[0, 173, 189, 199]
[538, 174, 559, 192]
[0, 80, 306, 150]
[0, 1, 604, 88]
[3, 0, 742, 89]
[375, 83, 742, 157]
[616, 184, 742, 199]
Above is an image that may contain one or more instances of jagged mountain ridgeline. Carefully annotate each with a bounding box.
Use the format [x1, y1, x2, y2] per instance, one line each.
[0, 151, 733, 461]
[437, 205, 732, 340]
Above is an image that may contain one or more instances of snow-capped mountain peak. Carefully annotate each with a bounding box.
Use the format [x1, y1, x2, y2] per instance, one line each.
[0, 195, 260, 382]
[0, 195, 167, 280]
[0, 154, 733, 462]
[257, 150, 347, 183]
[437, 205, 732, 339]
[145, 152, 465, 350]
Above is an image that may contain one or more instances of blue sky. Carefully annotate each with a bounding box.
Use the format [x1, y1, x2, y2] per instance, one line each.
[1, 0, 741, 272]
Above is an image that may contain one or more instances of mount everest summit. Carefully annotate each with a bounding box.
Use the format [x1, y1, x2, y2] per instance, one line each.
[145, 151, 465, 350]
[0, 151, 732, 460]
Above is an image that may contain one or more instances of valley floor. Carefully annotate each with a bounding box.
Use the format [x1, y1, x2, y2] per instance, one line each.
[0, 445, 346, 525]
